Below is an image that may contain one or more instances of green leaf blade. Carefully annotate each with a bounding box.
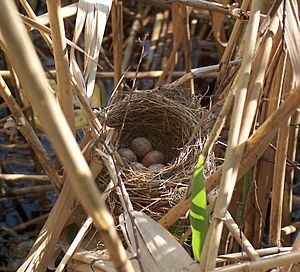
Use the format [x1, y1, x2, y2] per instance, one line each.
[190, 154, 209, 261]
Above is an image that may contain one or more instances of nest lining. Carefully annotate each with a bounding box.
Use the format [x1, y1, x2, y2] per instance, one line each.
[96, 87, 215, 219]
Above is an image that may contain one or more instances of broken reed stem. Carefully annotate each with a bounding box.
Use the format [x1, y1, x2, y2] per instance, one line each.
[0, 75, 62, 193]
[111, 0, 123, 86]
[200, 1, 261, 270]
[0, 2, 132, 271]
[46, 0, 75, 134]
[170, 60, 240, 88]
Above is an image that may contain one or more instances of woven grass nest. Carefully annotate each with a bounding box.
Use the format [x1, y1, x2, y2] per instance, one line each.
[97, 87, 215, 220]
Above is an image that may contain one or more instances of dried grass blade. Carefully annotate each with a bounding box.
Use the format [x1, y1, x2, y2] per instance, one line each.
[70, 0, 112, 99]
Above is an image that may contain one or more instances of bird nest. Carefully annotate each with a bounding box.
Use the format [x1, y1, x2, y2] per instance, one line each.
[96, 87, 215, 220]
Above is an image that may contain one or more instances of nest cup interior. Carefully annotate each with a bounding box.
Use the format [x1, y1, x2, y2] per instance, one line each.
[107, 89, 199, 164]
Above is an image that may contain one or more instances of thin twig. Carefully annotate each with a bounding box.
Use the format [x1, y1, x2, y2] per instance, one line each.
[116, 35, 148, 149]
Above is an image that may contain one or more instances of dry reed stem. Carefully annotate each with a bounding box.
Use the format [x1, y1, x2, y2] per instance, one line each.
[12, 213, 49, 233]
[217, 247, 292, 263]
[151, 10, 169, 71]
[209, 0, 228, 51]
[163, 0, 229, 15]
[178, 5, 194, 93]
[4, 185, 53, 196]
[214, 250, 300, 272]
[285, 233, 300, 271]
[238, 12, 279, 245]
[37, 2, 78, 25]
[278, 0, 300, 86]
[0, 2, 131, 271]
[224, 211, 260, 261]
[71, 77, 103, 134]
[253, 47, 286, 247]
[18, 133, 107, 271]
[200, 1, 261, 270]
[159, 197, 191, 229]
[18, 181, 79, 271]
[111, 1, 123, 86]
[0, 213, 49, 237]
[46, 0, 75, 134]
[269, 62, 291, 246]
[0, 75, 62, 193]
[281, 223, 300, 236]
[215, 0, 250, 93]
[122, 13, 141, 72]
[56, 217, 93, 272]
[155, 34, 182, 87]
[0, 174, 52, 182]
[19, 0, 53, 47]
[282, 60, 297, 235]
[0, 69, 219, 80]
[170, 60, 240, 88]
[240, 14, 279, 142]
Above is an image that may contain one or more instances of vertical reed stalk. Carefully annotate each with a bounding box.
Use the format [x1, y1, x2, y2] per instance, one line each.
[269, 51, 290, 246]
[253, 47, 286, 247]
[282, 59, 297, 237]
[122, 13, 141, 72]
[180, 6, 194, 94]
[46, 0, 75, 134]
[200, 1, 261, 270]
[269, 106, 290, 246]
[0, 2, 132, 271]
[111, 0, 123, 87]
[215, 0, 250, 93]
